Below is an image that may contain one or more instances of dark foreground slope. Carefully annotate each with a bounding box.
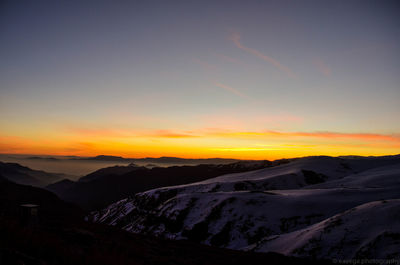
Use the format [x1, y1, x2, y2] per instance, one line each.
[0, 218, 330, 265]
[0, 176, 329, 265]
[0, 175, 82, 223]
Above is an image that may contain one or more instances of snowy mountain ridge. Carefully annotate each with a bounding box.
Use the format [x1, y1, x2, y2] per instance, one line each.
[88, 155, 400, 259]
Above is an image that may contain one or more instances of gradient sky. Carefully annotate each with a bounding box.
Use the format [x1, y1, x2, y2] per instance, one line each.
[1, 0, 399, 159]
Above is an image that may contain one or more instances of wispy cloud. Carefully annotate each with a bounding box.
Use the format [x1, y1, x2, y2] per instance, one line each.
[289, 131, 399, 142]
[152, 130, 199, 138]
[214, 82, 250, 99]
[215, 53, 248, 67]
[67, 128, 138, 138]
[211, 130, 400, 142]
[66, 127, 199, 139]
[66, 127, 400, 143]
[199, 113, 303, 131]
[230, 32, 295, 78]
[211, 147, 288, 152]
[193, 58, 219, 72]
[257, 114, 304, 124]
[313, 58, 331, 77]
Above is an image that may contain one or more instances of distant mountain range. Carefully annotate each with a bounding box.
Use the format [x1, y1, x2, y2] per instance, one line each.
[89, 155, 400, 260]
[26, 154, 246, 165]
[0, 161, 69, 187]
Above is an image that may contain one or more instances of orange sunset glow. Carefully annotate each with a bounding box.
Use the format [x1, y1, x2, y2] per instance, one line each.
[1, 127, 399, 160]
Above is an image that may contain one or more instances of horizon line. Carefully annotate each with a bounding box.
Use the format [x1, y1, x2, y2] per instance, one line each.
[1, 152, 399, 162]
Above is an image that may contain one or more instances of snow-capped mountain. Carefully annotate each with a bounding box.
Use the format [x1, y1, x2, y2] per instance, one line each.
[88, 155, 400, 259]
[249, 199, 400, 259]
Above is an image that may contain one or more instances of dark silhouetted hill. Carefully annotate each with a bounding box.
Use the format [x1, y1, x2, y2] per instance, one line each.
[0, 161, 67, 187]
[47, 161, 285, 211]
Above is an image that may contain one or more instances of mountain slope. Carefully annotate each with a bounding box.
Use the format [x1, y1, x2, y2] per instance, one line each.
[89, 185, 400, 250]
[88, 155, 400, 259]
[194, 155, 400, 191]
[250, 199, 400, 259]
[0, 161, 68, 187]
[47, 161, 275, 211]
[78, 164, 144, 182]
[307, 163, 400, 189]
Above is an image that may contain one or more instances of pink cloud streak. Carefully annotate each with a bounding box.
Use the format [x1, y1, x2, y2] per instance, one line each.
[214, 82, 250, 99]
[230, 32, 295, 78]
[313, 58, 332, 77]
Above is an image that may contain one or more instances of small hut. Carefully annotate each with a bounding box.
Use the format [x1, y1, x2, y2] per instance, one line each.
[20, 204, 39, 226]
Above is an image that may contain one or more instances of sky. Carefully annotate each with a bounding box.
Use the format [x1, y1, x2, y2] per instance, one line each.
[0, 0, 399, 160]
